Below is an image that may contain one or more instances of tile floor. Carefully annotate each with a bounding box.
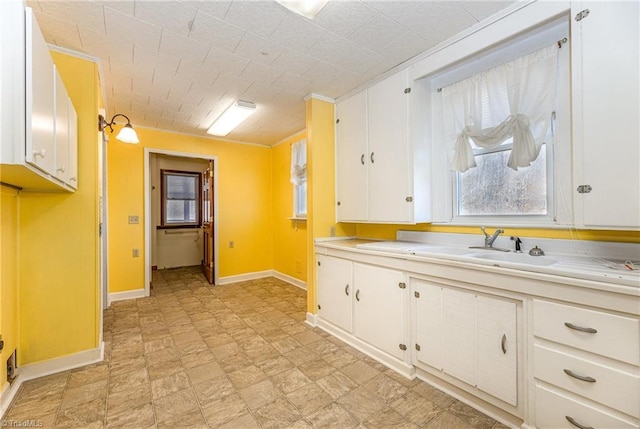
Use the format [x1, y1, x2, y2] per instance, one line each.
[3, 266, 508, 428]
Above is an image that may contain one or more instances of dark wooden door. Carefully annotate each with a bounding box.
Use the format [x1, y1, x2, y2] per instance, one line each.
[201, 161, 214, 284]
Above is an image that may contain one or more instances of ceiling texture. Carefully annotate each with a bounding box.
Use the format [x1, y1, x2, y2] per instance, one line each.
[28, 0, 515, 145]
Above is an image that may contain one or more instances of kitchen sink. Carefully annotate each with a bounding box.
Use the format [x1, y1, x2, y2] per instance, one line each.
[468, 251, 558, 267]
[414, 247, 474, 257]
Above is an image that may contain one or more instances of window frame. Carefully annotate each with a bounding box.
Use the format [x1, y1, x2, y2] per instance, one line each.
[159, 169, 202, 228]
[424, 18, 571, 227]
[293, 180, 307, 219]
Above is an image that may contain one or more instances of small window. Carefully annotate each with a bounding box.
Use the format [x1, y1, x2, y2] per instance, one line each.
[161, 170, 201, 227]
[291, 140, 307, 218]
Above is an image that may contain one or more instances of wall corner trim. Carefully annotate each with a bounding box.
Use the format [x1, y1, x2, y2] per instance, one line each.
[0, 343, 104, 419]
[305, 312, 318, 327]
[272, 271, 306, 290]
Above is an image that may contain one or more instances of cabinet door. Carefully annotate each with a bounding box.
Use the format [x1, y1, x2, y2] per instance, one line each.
[477, 295, 517, 406]
[67, 99, 78, 188]
[413, 280, 442, 370]
[353, 263, 405, 359]
[316, 255, 353, 332]
[367, 69, 413, 223]
[442, 288, 476, 386]
[335, 91, 368, 222]
[54, 67, 69, 182]
[572, 2, 640, 228]
[25, 7, 55, 175]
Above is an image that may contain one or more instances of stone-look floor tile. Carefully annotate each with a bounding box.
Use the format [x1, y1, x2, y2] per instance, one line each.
[293, 330, 323, 345]
[147, 357, 184, 380]
[492, 422, 512, 429]
[383, 369, 422, 388]
[287, 420, 314, 429]
[106, 402, 155, 428]
[210, 342, 242, 360]
[180, 349, 216, 369]
[172, 330, 203, 346]
[253, 397, 302, 429]
[297, 358, 336, 381]
[424, 410, 477, 429]
[156, 411, 208, 429]
[337, 386, 387, 421]
[109, 367, 149, 394]
[323, 348, 359, 369]
[60, 379, 108, 410]
[54, 397, 106, 428]
[363, 374, 409, 404]
[107, 384, 152, 417]
[144, 336, 175, 354]
[193, 375, 236, 406]
[151, 370, 191, 399]
[341, 360, 381, 385]
[153, 388, 200, 425]
[306, 402, 360, 428]
[390, 390, 444, 427]
[108, 354, 147, 379]
[201, 393, 249, 427]
[286, 383, 333, 416]
[5, 395, 63, 421]
[411, 382, 456, 409]
[364, 407, 420, 429]
[187, 361, 225, 384]
[271, 337, 304, 354]
[256, 355, 295, 377]
[239, 379, 283, 411]
[271, 368, 312, 394]
[216, 412, 261, 429]
[447, 400, 497, 429]
[145, 347, 180, 366]
[316, 370, 359, 400]
[18, 372, 68, 399]
[67, 364, 109, 388]
[178, 340, 208, 356]
[228, 364, 267, 389]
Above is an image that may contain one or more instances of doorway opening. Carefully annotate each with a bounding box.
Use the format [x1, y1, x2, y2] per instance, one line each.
[144, 149, 219, 296]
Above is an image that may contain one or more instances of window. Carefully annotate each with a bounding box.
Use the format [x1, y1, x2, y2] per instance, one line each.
[291, 139, 307, 218]
[427, 19, 570, 225]
[161, 170, 201, 227]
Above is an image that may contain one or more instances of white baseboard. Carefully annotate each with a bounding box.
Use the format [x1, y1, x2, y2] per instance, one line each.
[218, 270, 274, 285]
[108, 289, 146, 306]
[272, 271, 306, 290]
[305, 312, 318, 327]
[0, 343, 104, 419]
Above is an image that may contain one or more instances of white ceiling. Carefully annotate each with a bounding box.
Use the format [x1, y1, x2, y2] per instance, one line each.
[28, 0, 515, 145]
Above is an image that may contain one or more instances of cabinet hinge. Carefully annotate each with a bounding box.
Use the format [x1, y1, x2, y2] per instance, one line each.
[404, 88, 411, 94]
[577, 184, 592, 194]
[575, 9, 590, 21]
[406, 196, 413, 202]
[415, 344, 421, 351]
[414, 291, 420, 298]
[398, 282, 406, 289]
[399, 344, 407, 351]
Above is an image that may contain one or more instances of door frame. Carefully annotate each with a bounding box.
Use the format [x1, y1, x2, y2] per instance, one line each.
[144, 148, 219, 296]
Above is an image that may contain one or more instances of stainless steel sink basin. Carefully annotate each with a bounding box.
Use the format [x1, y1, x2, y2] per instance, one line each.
[468, 252, 557, 266]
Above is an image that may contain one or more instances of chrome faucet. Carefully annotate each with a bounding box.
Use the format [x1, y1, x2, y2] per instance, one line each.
[482, 226, 504, 248]
[469, 226, 509, 251]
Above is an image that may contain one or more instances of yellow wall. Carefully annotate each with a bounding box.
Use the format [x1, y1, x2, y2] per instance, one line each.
[107, 127, 274, 292]
[0, 186, 19, 392]
[353, 223, 640, 243]
[18, 52, 100, 364]
[271, 132, 308, 282]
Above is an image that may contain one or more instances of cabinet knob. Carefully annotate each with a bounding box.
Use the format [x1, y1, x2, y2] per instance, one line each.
[344, 284, 350, 296]
[33, 149, 46, 158]
[57, 166, 65, 173]
[360, 154, 365, 165]
[355, 289, 360, 302]
[370, 152, 375, 164]
[399, 344, 407, 351]
[69, 177, 77, 182]
[317, 261, 321, 266]
[337, 201, 341, 206]
[501, 334, 507, 354]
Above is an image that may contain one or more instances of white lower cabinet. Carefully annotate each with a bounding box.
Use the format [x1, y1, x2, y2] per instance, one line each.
[353, 262, 406, 360]
[532, 299, 640, 428]
[412, 279, 518, 406]
[316, 255, 352, 332]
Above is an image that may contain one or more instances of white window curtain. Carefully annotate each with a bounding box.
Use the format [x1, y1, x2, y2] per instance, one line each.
[290, 139, 307, 185]
[441, 45, 558, 172]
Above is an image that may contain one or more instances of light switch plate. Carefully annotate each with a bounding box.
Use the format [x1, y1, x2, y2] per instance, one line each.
[128, 215, 139, 224]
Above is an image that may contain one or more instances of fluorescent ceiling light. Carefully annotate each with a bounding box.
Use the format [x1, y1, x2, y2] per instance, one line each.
[207, 100, 256, 137]
[275, 0, 329, 19]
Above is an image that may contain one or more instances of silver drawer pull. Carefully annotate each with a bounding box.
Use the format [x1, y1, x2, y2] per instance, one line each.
[566, 416, 594, 429]
[501, 334, 507, 354]
[564, 369, 596, 383]
[345, 284, 349, 296]
[355, 289, 360, 302]
[564, 322, 597, 334]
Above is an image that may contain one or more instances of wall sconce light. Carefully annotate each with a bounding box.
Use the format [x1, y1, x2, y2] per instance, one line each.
[98, 113, 140, 144]
[207, 100, 256, 137]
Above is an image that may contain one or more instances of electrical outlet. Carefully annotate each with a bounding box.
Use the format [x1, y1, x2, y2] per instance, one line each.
[330, 226, 336, 237]
[229, 241, 234, 248]
[128, 215, 139, 224]
[132, 248, 140, 257]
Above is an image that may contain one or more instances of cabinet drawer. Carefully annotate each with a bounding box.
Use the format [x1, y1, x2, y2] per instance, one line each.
[534, 344, 640, 417]
[533, 300, 640, 365]
[536, 384, 638, 429]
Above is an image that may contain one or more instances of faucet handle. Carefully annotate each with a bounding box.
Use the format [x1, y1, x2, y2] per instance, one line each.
[480, 226, 488, 236]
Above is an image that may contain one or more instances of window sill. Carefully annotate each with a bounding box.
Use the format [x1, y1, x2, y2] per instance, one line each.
[433, 217, 571, 229]
[157, 225, 201, 230]
[288, 217, 307, 222]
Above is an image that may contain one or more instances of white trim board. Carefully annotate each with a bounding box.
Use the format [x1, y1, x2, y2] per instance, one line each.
[0, 344, 104, 419]
[108, 289, 145, 306]
[218, 270, 306, 290]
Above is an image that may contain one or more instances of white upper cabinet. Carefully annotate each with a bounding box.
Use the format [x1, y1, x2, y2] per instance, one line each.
[335, 68, 430, 224]
[571, 1, 640, 229]
[0, 3, 78, 192]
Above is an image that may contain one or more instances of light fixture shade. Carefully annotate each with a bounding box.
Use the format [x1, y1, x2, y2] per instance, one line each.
[207, 100, 256, 137]
[275, 0, 328, 19]
[116, 123, 140, 144]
